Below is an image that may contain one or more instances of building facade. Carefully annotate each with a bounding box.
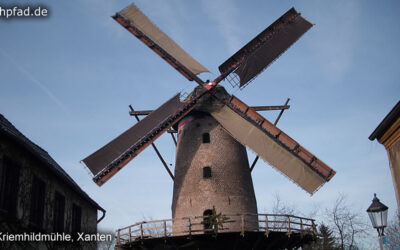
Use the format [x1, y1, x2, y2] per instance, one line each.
[0, 114, 105, 249]
[369, 101, 400, 211]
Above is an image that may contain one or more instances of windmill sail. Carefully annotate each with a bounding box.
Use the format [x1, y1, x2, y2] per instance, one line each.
[218, 8, 312, 88]
[83, 94, 197, 186]
[113, 4, 209, 82]
[210, 96, 335, 194]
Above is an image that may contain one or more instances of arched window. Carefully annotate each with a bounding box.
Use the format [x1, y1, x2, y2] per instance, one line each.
[203, 167, 212, 178]
[204, 209, 213, 216]
[202, 133, 210, 143]
[203, 209, 213, 231]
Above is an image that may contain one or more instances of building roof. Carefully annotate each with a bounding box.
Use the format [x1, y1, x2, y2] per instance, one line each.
[369, 101, 400, 141]
[0, 114, 105, 213]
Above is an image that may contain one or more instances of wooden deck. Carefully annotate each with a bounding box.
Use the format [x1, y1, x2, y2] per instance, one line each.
[116, 213, 316, 248]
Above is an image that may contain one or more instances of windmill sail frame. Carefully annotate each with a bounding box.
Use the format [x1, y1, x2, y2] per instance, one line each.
[113, 4, 208, 85]
[210, 95, 335, 194]
[218, 8, 312, 88]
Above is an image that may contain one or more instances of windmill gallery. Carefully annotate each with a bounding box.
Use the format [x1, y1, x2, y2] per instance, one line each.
[82, 4, 337, 249]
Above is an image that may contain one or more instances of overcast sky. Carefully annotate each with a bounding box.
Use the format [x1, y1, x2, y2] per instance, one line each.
[1, 0, 399, 241]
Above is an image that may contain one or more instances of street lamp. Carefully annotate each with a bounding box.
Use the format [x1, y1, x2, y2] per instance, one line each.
[366, 193, 388, 250]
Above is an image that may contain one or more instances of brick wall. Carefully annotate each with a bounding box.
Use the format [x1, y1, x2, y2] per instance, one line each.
[172, 114, 258, 233]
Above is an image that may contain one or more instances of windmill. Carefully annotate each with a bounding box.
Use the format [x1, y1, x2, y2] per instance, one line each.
[82, 3, 336, 240]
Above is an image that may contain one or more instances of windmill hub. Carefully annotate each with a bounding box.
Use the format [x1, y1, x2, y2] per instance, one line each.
[183, 85, 229, 114]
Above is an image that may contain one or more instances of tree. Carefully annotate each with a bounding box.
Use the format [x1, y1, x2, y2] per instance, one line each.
[268, 193, 373, 249]
[97, 229, 115, 250]
[201, 206, 229, 237]
[319, 224, 337, 249]
[303, 223, 338, 250]
[385, 211, 400, 249]
[271, 192, 297, 215]
[326, 193, 369, 250]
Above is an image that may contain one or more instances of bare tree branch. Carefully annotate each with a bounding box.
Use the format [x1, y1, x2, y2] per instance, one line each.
[325, 193, 369, 250]
[386, 211, 400, 248]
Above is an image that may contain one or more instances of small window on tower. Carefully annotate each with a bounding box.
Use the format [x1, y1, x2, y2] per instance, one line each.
[202, 133, 210, 143]
[203, 167, 212, 178]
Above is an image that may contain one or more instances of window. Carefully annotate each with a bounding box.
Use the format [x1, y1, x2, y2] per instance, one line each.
[0, 157, 20, 216]
[30, 175, 46, 228]
[53, 192, 65, 232]
[203, 167, 212, 178]
[72, 204, 82, 234]
[202, 133, 210, 143]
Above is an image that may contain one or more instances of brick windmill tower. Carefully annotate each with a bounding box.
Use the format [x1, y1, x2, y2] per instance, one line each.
[82, 4, 336, 248]
[171, 86, 259, 233]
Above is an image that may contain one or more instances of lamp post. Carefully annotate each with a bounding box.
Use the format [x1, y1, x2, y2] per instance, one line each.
[366, 193, 388, 250]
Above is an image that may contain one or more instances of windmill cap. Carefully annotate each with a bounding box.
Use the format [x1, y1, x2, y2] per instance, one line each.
[366, 193, 388, 212]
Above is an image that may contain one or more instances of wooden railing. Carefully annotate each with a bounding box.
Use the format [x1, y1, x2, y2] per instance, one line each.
[116, 214, 316, 246]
